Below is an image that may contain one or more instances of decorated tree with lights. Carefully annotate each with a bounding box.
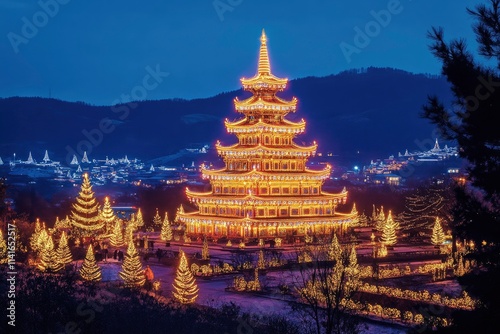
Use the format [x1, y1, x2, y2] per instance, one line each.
[110, 220, 124, 247]
[55, 231, 73, 268]
[375, 206, 385, 232]
[80, 244, 102, 282]
[135, 208, 144, 228]
[327, 233, 342, 261]
[202, 235, 210, 260]
[398, 185, 453, 234]
[119, 240, 145, 288]
[101, 196, 116, 233]
[431, 217, 446, 246]
[71, 174, 104, 237]
[32, 227, 49, 255]
[0, 230, 7, 264]
[257, 249, 265, 269]
[297, 243, 361, 333]
[173, 250, 199, 304]
[153, 209, 162, 230]
[160, 212, 172, 241]
[38, 235, 61, 272]
[30, 219, 43, 252]
[381, 211, 398, 246]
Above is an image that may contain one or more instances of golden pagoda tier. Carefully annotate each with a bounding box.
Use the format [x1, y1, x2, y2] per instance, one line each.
[176, 30, 357, 240]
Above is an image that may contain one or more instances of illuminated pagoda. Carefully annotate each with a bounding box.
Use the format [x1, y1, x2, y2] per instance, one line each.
[177, 30, 356, 239]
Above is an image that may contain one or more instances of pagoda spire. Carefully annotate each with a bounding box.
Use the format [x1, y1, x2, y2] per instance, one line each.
[81, 151, 90, 163]
[26, 151, 34, 164]
[432, 138, 440, 151]
[70, 154, 79, 165]
[258, 29, 271, 75]
[43, 150, 50, 163]
[0, 157, 3, 165]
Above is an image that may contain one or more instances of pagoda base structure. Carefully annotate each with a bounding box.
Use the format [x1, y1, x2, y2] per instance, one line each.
[176, 30, 357, 240]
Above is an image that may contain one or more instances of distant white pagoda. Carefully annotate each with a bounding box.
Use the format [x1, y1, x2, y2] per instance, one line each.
[26, 151, 34, 164]
[70, 154, 79, 165]
[191, 161, 195, 168]
[81, 151, 90, 163]
[42, 150, 50, 163]
[0, 157, 3, 165]
[404, 149, 409, 156]
[76, 165, 82, 173]
[123, 155, 130, 164]
[432, 138, 440, 152]
[66, 170, 72, 178]
[105, 156, 110, 164]
[150, 164, 155, 172]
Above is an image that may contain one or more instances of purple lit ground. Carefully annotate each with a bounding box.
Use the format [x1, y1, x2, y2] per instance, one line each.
[87, 232, 458, 334]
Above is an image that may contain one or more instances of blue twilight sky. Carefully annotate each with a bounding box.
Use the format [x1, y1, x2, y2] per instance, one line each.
[0, 0, 487, 105]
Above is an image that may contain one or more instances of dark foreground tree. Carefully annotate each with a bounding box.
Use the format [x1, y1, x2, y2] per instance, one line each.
[421, 1, 500, 332]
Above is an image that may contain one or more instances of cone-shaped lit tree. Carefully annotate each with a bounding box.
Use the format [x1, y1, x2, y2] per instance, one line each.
[30, 219, 43, 252]
[71, 174, 104, 237]
[110, 220, 124, 247]
[101, 196, 116, 233]
[376, 206, 385, 232]
[202, 235, 210, 260]
[431, 217, 445, 246]
[257, 249, 265, 269]
[381, 210, 398, 246]
[327, 233, 342, 261]
[153, 209, 162, 230]
[160, 213, 173, 241]
[173, 250, 199, 304]
[0, 230, 7, 264]
[56, 231, 73, 268]
[135, 208, 144, 227]
[38, 235, 61, 272]
[80, 244, 102, 282]
[119, 240, 145, 288]
[35, 228, 49, 255]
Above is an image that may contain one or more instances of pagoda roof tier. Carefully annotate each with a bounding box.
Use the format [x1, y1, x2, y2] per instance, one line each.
[225, 118, 305, 134]
[234, 95, 297, 114]
[240, 30, 289, 91]
[177, 212, 356, 226]
[216, 142, 317, 158]
[201, 166, 331, 181]
[185, 190, 348, 206]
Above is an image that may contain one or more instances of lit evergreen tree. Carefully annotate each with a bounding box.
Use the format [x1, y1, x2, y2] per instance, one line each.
[173, 250, 199, 304]
[38, 235, 61, 272]
[79, 244, 102, 282]
[55, 231, 73, 268]
[71, 174, 104, 237]
[431, 217, 446, 245]
[202, 235, 210, 260]
[110, 220, 124, 247]
[376, 206, 385, 232]
[35, 228, 49, 254]
[160, 212, 173, 241]
[29, 218, 43, 252]
[257, 249, 265, 269]
[135, 208, 144, 227]
[119, 240, 145, 288]
[327, 233, 342, 261]
[153, 208, 162, 230]
[0, 230, 7, 264]
[381, 210, 398, 246]
[101, 196, 116, 234]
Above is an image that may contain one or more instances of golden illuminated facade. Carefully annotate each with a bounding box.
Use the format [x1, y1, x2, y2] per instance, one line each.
[177, 30, 356, 239]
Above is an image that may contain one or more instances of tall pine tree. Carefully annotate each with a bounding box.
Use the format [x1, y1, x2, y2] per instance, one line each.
[173, 250, 199, 304]
[71, 174, 104, 237]
[56, 231, 73, 268]
[119, 240, 145, 288]
[80, 244, 102, 282]
[101, 196, 116, 234]
[381, 211, 398, 246]
[422, 2, 500, 330]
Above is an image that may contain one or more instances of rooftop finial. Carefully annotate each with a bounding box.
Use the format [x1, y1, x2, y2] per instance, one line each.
[258, 29, 271, 75]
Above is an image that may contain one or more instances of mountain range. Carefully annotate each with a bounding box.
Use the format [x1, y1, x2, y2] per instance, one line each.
[0, 67, 453, 166]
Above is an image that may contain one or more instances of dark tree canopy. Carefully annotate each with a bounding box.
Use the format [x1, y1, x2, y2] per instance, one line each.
[421, 1, 500, 332]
